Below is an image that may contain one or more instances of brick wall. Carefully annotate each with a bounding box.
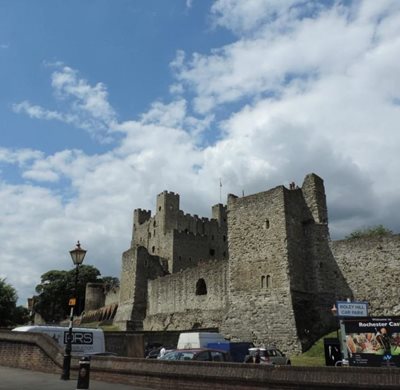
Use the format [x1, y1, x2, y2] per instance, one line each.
[2, 330, 400, 389]
[0, 330, 63, 373]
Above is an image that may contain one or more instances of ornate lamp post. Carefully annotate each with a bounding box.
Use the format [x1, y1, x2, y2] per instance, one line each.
[61, 241, 87, 380]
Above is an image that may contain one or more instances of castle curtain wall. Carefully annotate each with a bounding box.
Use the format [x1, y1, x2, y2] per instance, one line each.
[331, 236, 400, 315]
[143, 260, 228, 330]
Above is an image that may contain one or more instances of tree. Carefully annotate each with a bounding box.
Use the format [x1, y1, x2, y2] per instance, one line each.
[12, 306, 30, 325]
[0, 278, 18, 327]
[102, 276, 120, 293]
[0, 278, 29, 327]
[345, 224, 393, 240]
[33, 265, 103, 323]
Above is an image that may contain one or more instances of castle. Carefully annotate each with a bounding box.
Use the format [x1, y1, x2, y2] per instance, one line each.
[85, 173, 400, 354]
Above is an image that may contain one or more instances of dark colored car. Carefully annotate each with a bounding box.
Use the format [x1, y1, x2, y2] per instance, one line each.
[246, 347, 291, 365]
[158, 348, 230, 362]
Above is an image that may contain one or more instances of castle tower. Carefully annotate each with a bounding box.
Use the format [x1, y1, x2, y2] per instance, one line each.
[84, 283, 105, 312]
[212, 203, 227, 228]
[222, 185, 303, 353]
[132, 209, 151, 246]
[156, 191, 180, 234]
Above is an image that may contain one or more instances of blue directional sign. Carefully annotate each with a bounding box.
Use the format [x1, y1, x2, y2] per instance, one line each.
[336, 301, 368, 317]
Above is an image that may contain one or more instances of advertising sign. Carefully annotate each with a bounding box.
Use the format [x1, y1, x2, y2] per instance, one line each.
[63, 331, 94, 345]
[343, 317, 400, 367]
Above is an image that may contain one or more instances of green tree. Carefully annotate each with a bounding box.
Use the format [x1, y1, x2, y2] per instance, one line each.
[34, 265, 101, 323]
[12, 306, 30, 325]
[102, 276, 120, 293]
[0, 278, 18, 327]
[345, 224, 393, 240]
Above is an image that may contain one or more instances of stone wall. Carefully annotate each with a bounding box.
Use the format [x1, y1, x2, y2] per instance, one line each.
[105, 286, 120, 306]
[85, 282, 105, 311]
[222, 186, 302, 354]
[331, 235, 400, 315]
[283, 175, 352, 350]
[144, 260, 228, 330]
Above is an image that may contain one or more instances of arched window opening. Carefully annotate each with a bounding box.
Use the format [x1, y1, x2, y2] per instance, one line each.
[264, 219, 270, 229]
[261, 275, 272, 289]
[266, 275, 271, 289]
[196, 278, 207, 295]
[152, 246, 155, 253]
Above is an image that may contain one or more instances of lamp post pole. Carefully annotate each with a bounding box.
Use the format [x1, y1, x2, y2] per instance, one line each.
[61, 241, 87, 381]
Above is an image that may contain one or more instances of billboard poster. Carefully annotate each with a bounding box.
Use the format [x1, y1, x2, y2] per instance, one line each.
[343, 317, 400, 367]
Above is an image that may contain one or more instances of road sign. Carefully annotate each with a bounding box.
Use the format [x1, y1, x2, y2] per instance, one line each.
[69, 298, 76, 306]
[336, 301, 368, 317]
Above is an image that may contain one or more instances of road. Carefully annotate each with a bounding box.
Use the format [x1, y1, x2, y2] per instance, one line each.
[0, 365, 152, 390]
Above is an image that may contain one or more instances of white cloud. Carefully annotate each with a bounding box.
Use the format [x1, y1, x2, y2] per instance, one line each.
[12, 101, 67, 122]
[3, 0, 400, 305]
[13, 65, 118, 142]
[0, 147, 43, 166]
[51, 66, 117, 127]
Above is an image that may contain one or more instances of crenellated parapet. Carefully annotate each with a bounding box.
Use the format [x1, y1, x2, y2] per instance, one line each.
[134, 208, 151, 225]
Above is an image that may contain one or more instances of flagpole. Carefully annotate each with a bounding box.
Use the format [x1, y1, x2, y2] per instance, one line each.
[219, 178, 222, 203]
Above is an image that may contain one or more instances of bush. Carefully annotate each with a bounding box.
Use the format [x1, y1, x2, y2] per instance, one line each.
[345, 224, 393, 240]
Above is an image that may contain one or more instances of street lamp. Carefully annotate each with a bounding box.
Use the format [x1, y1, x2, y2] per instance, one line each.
[61, 241, 87, 380]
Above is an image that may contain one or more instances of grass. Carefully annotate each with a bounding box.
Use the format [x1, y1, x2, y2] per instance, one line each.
[291, 331, 338, 367]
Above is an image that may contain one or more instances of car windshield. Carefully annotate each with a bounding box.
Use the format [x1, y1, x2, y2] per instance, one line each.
[161, 351, 196, 361]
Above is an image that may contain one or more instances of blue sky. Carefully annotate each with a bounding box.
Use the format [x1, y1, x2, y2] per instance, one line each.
[1, 0, 400, 305]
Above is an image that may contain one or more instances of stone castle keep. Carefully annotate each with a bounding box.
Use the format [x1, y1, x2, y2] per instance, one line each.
[85, 173, 400, 354]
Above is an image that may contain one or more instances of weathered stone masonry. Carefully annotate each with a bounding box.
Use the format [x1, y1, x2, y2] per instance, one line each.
[112, 173, 400, 354]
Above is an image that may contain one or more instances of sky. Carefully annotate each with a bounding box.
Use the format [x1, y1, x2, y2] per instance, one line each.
[1, 0, 400, 305]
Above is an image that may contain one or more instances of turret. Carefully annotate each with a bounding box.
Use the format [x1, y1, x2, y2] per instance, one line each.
[156, 191, 180, 233]
[302, 173, 328, 224]
[212, 203, 227, 228]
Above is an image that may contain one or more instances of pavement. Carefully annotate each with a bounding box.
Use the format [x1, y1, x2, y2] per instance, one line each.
[0, 365, 153, 390]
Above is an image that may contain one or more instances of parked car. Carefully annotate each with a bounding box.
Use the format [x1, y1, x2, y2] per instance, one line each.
[246, 347, 291, 365]
[158, 348, 230, 362]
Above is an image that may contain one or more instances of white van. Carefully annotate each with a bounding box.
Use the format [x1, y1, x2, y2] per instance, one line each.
[12, 326, 105, 355]
[177, 332, 227, 349]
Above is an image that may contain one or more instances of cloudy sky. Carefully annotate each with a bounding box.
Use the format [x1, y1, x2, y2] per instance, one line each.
[1, 0, 400, 305]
